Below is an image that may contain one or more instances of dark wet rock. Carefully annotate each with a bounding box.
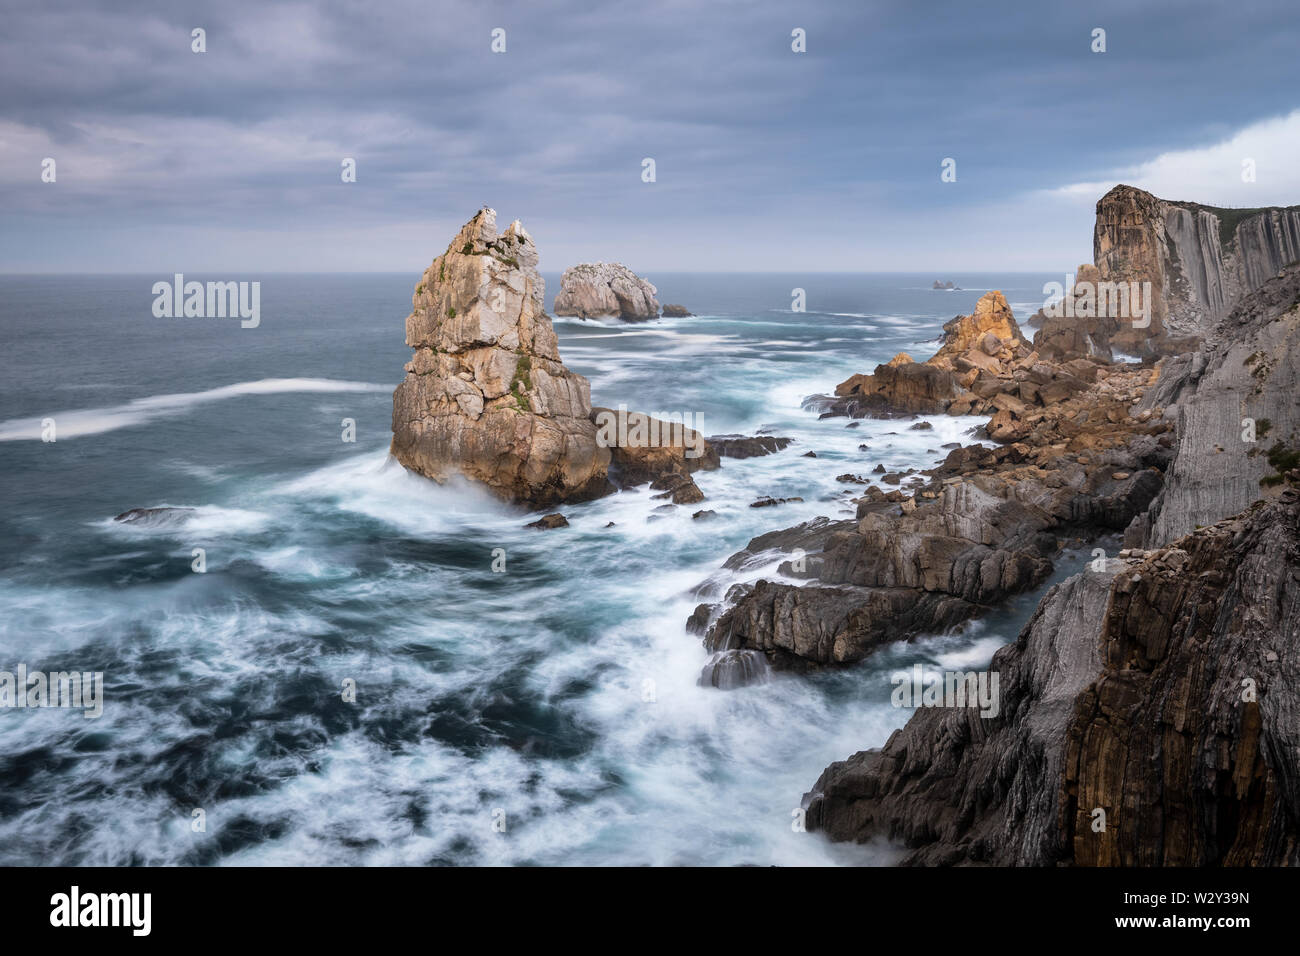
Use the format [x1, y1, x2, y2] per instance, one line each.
[650, 471, 705, 505]
[806, 496, 1300, 866]
[112, 507, 197, 526]
[705, 579, 974, 667]
[750, 496, 803, 508]
[699, 649, 770, 689]
[706, 434, 793, 459]
[718, 517, 855, 573]
[686, 603, 714, 636]
[661, 304, 693, 318]
[691, 509, 717, 521]
[525, 513, 568, 529]
[802, 561, 1118, 862]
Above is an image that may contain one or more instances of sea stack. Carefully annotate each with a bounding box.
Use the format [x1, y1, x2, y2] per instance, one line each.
[553, 263, 661, 321]
[390, 208, 613, 507]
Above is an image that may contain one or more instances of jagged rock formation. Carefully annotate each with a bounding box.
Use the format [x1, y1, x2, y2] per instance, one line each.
[553, 263, 660, 321]
[804, 495, 1300, 866]
[1036, 185, 1300, 359]
[661, 304, 693, 318]
[1064, 497, 1300, 866]
[825, 292, 1039, 419]
[800, 234, 1300, 866]
[698, 355, 1170, 671]
[803, 564, 1118, 863]
[928, 291, 1030, 369]
[390, 209, 613, 507]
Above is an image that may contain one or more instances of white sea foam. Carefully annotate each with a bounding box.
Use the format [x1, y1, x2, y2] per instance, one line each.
[0, 378, 392, 441]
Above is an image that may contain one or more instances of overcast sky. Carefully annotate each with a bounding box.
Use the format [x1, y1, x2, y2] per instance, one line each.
[2, 0, 1298, 273]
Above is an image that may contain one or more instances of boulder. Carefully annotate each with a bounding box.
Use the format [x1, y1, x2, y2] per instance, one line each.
[834, 361, 963, 416]
[930, 291, 1027, 369]
[705, 434, 793, 459]
[591, 406, 719, 489]
[526, 513, 569, 530]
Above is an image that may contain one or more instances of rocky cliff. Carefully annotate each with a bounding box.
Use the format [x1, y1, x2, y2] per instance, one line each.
[553, 262, 660, 321]
[829, 291, 1034, 418]
[1041, 185, 1300, 358]
[390, 209, 613, 507]
[1133, 262, 1300, 546]
[804, 494, 1300, 866]
[801, 251, 1300, 866]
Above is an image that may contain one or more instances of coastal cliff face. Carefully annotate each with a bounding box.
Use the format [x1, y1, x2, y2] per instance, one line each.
[1133, 263, 1300, 546]
[803, 566, 1117, 864]
[1089, 184, 1300, 352]
[800, 250, 1300, 866]
[390, 209, 613, 507]
[805, 495, 1300, 866]
[553, 262, 660, 321]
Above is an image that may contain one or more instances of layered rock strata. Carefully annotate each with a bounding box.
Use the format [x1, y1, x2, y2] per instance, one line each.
[1035, 185, 1300, 359]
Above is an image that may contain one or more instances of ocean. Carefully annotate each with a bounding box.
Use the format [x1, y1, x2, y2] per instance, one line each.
[0, 272, 1091, 865]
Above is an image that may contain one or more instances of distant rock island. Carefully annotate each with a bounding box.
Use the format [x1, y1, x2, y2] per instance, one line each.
[661, 304, 693, 317]
[553, 262, 661, 321]
[932, 280, 960, 290]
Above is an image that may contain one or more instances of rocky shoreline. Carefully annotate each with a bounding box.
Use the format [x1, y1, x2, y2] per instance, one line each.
[390, 188, 1300, 866]
[688, 185, 1300, 864]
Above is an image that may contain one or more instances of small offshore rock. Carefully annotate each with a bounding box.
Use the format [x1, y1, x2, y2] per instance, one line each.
[526, 513, 569, 530]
